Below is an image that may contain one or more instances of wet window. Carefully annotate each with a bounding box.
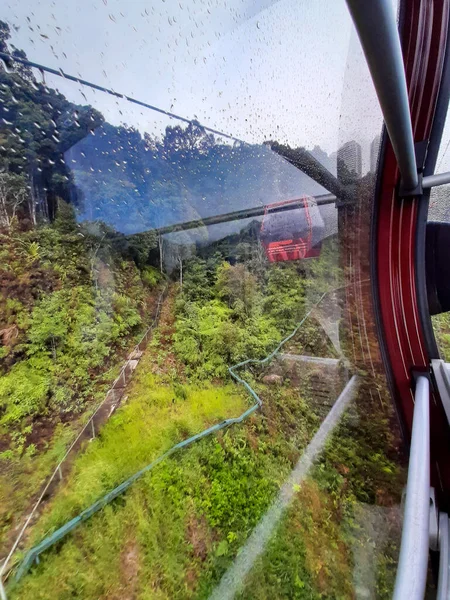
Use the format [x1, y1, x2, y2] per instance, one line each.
[0, 2, 404, 599]
[428, 112, 450, 360]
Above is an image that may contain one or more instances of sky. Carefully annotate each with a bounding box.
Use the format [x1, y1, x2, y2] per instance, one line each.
[2, 0, 384, 171]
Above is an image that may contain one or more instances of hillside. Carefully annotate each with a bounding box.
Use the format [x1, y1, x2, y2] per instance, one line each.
[0, 204, 164, 553]
[67, 123, 331, 236]
[7, 251, 405, 600]
[0, 21, 408, 600]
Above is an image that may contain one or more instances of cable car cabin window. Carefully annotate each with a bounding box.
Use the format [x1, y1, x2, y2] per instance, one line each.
[0, 1, 406, 599]
[260, 197, 324, 262]
[426, 105, 450, 362]
[428, 183, 450, 361]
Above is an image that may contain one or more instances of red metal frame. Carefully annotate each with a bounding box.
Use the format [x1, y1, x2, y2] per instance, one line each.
[375, 0, 450, 505]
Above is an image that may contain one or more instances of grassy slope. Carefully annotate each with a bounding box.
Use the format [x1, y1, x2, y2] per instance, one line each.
[0, 220, 162, 552]
[0, 333, 155, 551]
[237, 480, 354, 600]
[10, 290, 327, 599]
[432, 313, 450, 361]
[9, 283, 405, 599]
[238, 384, 405, 600]
[11, 377, 404, 600]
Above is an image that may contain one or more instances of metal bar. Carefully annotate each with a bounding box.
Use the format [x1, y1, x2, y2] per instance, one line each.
[423, 171, 450, 188]
[346, 0, 418, 190]
[112, 193, 336, 239]
[437, 513, 450, 600]
[393, 375, 430, 600]
[158, 194, 336, 235]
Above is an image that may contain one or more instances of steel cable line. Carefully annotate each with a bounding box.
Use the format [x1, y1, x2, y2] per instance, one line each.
[0, 51, 245, 144]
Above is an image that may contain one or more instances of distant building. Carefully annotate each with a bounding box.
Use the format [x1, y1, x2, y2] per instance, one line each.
[337, 140, 362, 179]
[370, 135, 381, 173]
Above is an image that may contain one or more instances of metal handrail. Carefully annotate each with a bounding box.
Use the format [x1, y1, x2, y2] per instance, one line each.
[393, 375, 430, 599]
[346, 0, 418, 191]
[423, 171, 450, 189]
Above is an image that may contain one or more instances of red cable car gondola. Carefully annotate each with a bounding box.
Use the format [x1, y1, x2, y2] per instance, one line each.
[260, 196, 324, 262]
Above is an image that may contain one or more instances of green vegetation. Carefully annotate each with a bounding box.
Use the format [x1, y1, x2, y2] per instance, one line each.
[0, 421, 81, 556]
[1, 169, 404, 600]
[432, 312, 450, 362]
[0, 203, 163, 550]
[237, 481, 354, 600]
[9, 335, 322, 599]
[6, 242, 405, 600]
[0, 22, 405, 598]
[173, 246, 340, 379]
[9, 344, 404, 600]
[26, 378, 248, 544]
[238, 383, 404, 600]
[0, 205, 160, 437]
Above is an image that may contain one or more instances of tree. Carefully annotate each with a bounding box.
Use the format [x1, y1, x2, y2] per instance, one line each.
[0, 20, 10, 54]
[0, 172, 27, 228]
[162, 121, 215, 158]
[126, 231, 158, 269]
[216, 262, 259, 317]
[264, 264, 305, 333]
[182, 258, 212, 301]
[0, 21, 104, 224]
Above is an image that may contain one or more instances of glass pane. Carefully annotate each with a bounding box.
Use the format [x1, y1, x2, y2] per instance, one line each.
[0, 2, 405, 599]
[428, 183, 450, 360]
[428, 97, 450, 358]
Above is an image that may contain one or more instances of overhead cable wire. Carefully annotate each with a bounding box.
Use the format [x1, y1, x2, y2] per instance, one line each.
[0, 51, 245, 144]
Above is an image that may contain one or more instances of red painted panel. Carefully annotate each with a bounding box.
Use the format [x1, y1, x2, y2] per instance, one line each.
[375, 0, 450, 504]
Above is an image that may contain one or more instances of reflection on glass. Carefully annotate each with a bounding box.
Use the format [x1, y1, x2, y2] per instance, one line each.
[0, 3, 405, 599]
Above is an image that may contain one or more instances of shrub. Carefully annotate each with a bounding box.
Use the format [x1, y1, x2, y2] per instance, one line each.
[0, 361, 52, 425]
[141, 265, 161, 288]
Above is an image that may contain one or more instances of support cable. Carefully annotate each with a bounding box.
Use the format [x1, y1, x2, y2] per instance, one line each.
[0, 51, 244, 144]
